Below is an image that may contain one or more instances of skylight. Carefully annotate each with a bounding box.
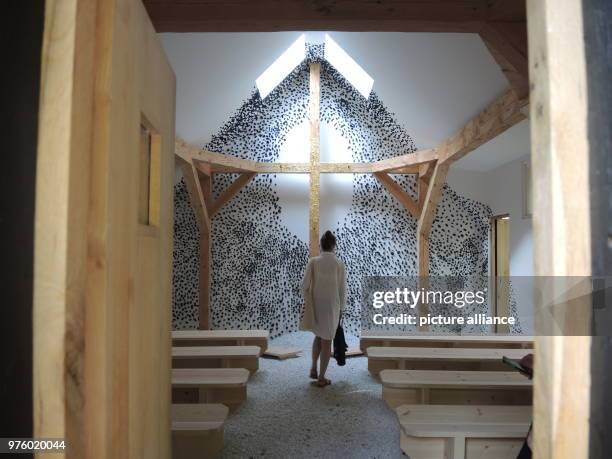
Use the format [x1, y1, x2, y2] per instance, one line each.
[324, 34, 373, 99]
[255, 34, 374, 100]
[256, 35, 306, 99]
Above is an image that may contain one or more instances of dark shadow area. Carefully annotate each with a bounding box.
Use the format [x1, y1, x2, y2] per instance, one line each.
[0, 1, 44, 445]
[583, 0, 612, 457]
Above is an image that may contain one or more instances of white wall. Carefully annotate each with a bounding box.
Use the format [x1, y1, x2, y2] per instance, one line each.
[448, 154, 535, 333]
[162, 32, 534, 331]
[448, 154, 533, 276]
[160, 30, 516, 239]
[160, 32, 508, 149]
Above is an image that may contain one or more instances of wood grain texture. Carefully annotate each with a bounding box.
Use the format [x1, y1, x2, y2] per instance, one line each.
[437, 89, 527, 165]
[309, 63, 321, 256]
[172, 368, 250, 387]
[172, 330, 270, 339]
[172, 346, 262, 359]
[171, 404, 227, 459]
[35, 0, 176, 457]
[416, 160, 450, 277]
[34, 1, 96, 456]
[143, 0, 489, 32]
[374, 172, 420, 218]
[172, 329, 269, 352]
[397, 404, 531, 436]
[367, 347, 528, 361]
[527, 0, 592, 457]
[360, 333, 534, 352]
[479, 22, 529, 98]
[177, 140, 431, 174]
[209, 172, 256, 216]
[381, 370, 532, 389]
[179, 160, 210, 234]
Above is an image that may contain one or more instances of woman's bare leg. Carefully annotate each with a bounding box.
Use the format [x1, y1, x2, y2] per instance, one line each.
[318, 339, 332, 385]
[310, 335, 321, 378]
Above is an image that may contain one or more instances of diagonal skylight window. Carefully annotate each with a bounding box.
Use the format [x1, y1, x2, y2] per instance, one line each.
[324, 34, 374, 98]
[256, 35, 306, 99]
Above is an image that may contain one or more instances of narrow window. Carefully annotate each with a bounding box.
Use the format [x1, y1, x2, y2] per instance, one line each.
[138, 116, 161, 227]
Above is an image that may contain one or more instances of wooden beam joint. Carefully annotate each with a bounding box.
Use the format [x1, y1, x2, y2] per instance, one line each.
[374, 172, 420, 219]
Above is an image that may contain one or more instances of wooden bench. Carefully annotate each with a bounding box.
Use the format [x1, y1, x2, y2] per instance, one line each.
[173, 329, 269, 353]
[396, 404, 531, 459]
[172, 346, 260, 374]
[367, 347, 529, 375]
[360, 333, 533, 353]
[172, 403, 228, 459]
[380, 370, 532, 409]
[172, 368, 250, 413]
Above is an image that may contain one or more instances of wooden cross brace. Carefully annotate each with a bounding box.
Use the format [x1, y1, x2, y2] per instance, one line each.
[175, 65, 528, 330]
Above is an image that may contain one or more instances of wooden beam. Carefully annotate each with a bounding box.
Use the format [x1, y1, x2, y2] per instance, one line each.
[486, 0, 527, 22]
[209, 172, 256, 216]
[210, 163, 310, 174]
[179, 160, 211, 235]
[438, 89, 527, 165]
[199, 230, 212, 331]
[527, 0, 592, 457]
[199, 172, 213, 224]
[309, 62, 321, 256]
[175, 137, 200, 164]
[198, 171, 212, 330]
[374, 172, 420, 219]
[371, 149, 438, 172]
[417, 161, 450, 240]
[416, 231, 430, 278]
[479, 22, 529, 98]
[416, 161, 450, 280]
[143, 0, 488, 33]
[418, 163, 434, 210]
[178, 139, 433, 174]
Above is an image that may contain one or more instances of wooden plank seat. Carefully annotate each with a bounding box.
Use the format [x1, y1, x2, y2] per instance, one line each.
[172, 346, 260, 374]
[396, 404, 531, 459]
[360, 333, 533, 353]
[172, 368, 250, 413]
[173, 329, 269, 353]
[172, 403, 229, 459]
[380, 370, 532, 409]
[367, 347, 529, 375]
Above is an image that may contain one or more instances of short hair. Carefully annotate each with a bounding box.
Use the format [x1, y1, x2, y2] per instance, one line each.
[320, 230, 337, 252]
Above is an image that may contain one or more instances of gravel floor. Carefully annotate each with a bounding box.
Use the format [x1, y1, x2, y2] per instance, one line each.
[221, 331, 406, 459]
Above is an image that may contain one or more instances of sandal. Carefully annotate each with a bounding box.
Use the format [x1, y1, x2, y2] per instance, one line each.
[317, 377, 331, 387]
[309, 368, 318, 380]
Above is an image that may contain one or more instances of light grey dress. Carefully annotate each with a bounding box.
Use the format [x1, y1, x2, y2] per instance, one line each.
[302, 252, 347, 340]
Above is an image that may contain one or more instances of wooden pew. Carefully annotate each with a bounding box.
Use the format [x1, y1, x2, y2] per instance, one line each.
[360, 333, 533, 353]
[172, 346, 260, 374]
[366, 347, 529, 375]
[380, 370, 532, 409]
[173, 329, 269, 353]
[172, 368, 250, 413]
[172, 403, 228, 459]
[396, 404, 531, 459]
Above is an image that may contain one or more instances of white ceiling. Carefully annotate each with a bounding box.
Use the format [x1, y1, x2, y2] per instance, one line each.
[160, 31, 529, 172]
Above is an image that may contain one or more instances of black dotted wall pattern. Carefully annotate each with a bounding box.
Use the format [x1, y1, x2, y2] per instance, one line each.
[172, 43, 521, 336]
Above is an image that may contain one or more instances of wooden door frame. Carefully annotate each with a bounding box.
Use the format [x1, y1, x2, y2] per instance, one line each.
[489, 214, 510, 334]
[33, 0, 608, 457]
[34, 0, 175, 457]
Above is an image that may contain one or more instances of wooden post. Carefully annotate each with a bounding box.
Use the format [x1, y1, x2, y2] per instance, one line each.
[309, 62, 321, 256]
[199, 173, 212, 330]
[527, 0, 592, 457]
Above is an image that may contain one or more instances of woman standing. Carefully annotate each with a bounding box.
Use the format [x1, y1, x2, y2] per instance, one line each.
[302, 230, 347, 387]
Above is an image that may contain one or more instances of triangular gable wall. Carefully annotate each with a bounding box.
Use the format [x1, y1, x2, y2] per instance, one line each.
[172, 43, 521, 336]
